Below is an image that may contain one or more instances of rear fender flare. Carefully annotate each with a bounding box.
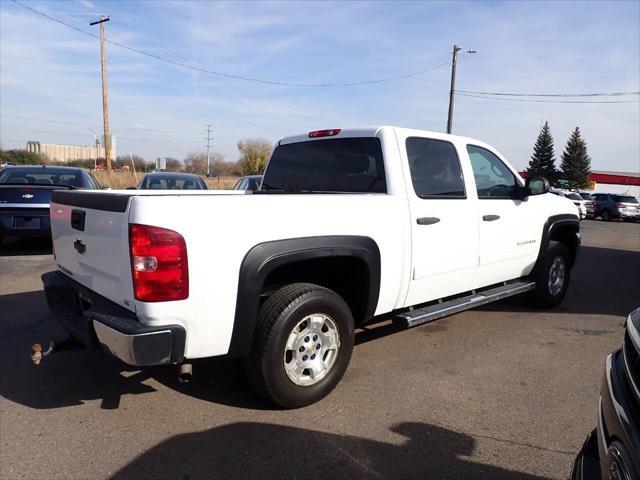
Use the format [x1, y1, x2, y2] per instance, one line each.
[228, 236, 381, 357]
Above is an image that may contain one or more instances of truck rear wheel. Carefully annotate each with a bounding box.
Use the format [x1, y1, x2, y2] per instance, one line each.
[244, 283, 354, 408]
[530, 241, 571, 308]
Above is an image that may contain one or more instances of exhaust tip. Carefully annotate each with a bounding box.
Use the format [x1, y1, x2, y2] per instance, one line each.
[178, 363, 192, 383]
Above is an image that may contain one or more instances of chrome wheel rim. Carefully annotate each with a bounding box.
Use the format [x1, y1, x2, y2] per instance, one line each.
[283, 313, 340, 387]
[548, 256, 566, 296]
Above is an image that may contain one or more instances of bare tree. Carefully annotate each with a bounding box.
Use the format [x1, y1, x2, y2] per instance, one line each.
[237, 138, 272, 175]
[185, 151, 242, 176]
[184, 152, 207, 175]
[165, 157, 183, 172]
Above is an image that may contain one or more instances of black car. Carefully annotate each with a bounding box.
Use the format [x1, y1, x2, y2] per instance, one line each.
[571, 307, 640, 480]
[137, 172, 208, 190]
[0, 165, 101, 244]
[232, 175, 263, 191]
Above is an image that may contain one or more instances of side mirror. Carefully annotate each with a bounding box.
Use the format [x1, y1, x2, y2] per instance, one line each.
[126, 186, 137, 190]
[524, 176, 549, 196]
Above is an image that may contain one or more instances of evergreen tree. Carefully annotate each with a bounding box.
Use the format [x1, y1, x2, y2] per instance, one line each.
[560, 127, 591, 188]
[526, 121, 558, 184]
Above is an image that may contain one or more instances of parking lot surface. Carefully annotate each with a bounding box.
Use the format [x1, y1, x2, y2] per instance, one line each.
[1, 220, 639, 479]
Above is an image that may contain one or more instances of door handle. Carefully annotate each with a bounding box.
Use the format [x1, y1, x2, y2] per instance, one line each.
[483, 214, 500, 222]
[417, 217, 440, 225]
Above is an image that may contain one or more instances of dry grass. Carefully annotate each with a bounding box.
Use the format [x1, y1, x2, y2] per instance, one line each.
[94, 170, 137, 189]
[94, 170, 240, 190]
[203, 176, 240, 190]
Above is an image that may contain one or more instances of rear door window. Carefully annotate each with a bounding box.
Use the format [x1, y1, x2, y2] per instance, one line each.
[262, 137, 386, 193]
[405, 137, 465, 198]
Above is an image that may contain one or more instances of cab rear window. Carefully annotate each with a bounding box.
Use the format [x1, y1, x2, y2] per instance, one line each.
[262, 138, 386, 193]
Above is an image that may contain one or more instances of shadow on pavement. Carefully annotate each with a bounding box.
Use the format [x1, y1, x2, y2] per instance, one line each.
[479, 245, 640, 318]
[111, 421, 552, 480]
[0, 245, 637, 412]
[0, 237, 52, 256]
[0, 290, 272, 410]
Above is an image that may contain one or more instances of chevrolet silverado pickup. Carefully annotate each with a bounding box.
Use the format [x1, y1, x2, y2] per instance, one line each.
[42, 126, 580, 408]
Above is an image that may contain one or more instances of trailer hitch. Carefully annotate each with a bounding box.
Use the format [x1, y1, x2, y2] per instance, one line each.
[30, 337, 83, 366]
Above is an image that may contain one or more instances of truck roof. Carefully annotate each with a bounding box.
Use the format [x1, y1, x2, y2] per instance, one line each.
[278, 126, 491, 149]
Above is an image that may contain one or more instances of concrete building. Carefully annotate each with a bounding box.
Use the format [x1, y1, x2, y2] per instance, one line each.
[25, 141, 116, 164]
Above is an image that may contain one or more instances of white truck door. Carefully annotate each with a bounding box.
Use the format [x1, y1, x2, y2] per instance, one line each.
[465, 144, 540, 288]
[400, 134, 480, 306]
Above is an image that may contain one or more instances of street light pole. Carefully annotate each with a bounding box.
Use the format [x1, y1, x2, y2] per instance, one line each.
[446, 44, 476, 134]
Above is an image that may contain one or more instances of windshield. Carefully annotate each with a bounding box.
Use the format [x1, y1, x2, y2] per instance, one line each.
[565, 193, 583, 201]
[263, 137, 386, 193]
[579, 193, 593, 200]
[139, 175, 205, 190]
[612, 195, 638, 203]
[0, 168, 87, 187]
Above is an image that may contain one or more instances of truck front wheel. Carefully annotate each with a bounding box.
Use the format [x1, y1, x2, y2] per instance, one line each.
[530, 241, 571, 308]
[245, 283, 354, 408]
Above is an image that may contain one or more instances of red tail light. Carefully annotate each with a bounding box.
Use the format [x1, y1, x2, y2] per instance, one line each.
[309, 129, 341, 138]
[129, 224, 189, 302]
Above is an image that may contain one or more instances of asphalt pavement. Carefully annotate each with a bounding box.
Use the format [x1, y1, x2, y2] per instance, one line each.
[1, 220, 639, 480]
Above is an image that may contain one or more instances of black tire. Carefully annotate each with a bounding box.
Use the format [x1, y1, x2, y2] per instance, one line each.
[529, 241, 571, 308]
[244, 283, 354, 408]
[601, 210, 611, 221]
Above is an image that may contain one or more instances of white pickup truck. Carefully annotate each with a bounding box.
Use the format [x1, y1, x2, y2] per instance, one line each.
[42, 126, 580, 407]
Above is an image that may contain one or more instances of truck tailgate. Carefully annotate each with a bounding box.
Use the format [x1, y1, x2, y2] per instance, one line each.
[50, 190, 136, 312]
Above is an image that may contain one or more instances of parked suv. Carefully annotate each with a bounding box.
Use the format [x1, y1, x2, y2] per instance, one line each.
[593, 193, 640, 222]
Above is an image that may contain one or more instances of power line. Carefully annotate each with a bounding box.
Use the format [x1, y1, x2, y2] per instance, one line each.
[456, 89, 640, 98]
[10, 0, 450, 87]
[1, 114, 201, 137]
[456, 92, 640, 104]
[108, 19, 333, 127]
[110, 19, 177, 59]
[1, 125, 202, 143]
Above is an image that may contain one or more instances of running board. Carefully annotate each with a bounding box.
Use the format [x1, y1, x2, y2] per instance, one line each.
[394, 280, 536, 328]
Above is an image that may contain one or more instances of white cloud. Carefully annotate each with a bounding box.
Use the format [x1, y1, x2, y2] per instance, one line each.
[1, 1, 638, 169]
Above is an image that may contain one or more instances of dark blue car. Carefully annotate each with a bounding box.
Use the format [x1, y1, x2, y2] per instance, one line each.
[0, 165, 101, 244]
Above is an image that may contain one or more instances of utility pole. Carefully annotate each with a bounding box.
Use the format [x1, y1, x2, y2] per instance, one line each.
[89, 128, 97, 170]
[446, 44, 476, 134]
[90, 16, 112, 171]
[205, 124, 213, 177]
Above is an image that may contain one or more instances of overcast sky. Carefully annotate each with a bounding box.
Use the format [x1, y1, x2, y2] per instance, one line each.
[1, 0, 639, 172]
